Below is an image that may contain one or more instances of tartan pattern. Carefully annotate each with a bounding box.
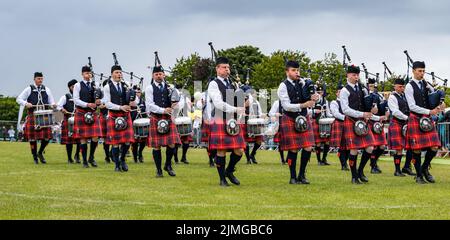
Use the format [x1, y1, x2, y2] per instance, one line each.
[209, 119, 246, 151]
[279, 114, 315, 151]
[388, 118, 406, 151]
[330, 120, 346, 150]
[312, 120, 331, 144]
[406, 113, 441, 150]
[241, 124, 264, 143]
[60, 115, 79, 144]
[99, 113, 108, 138]
[369, 121, 387, 146]
[180, 135, 193, 143]
[23, 110, 52, 141]
[72, 108, 102, 139]
[343, 117, 374, 150]
[201, 122, 210, 143]
[273, 132, 281, 143]
[105, 111, 135, 145]
[147, 114, 181, 148]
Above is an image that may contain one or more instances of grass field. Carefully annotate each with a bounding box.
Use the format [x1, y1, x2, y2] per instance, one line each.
[1, 141, 450, 220]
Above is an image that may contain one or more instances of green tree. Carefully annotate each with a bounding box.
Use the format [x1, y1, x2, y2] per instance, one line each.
[0, 97, 21, 121]
[218, 45, 266, 81]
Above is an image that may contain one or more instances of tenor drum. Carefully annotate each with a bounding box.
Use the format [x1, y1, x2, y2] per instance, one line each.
[33, 110, 54, 129]
[247, 118, 266, 137]
[133, 118, 150, 138]
[68, 116, 75, 137]
[174, 117, 193, 136]
[318, 118, 335, 138]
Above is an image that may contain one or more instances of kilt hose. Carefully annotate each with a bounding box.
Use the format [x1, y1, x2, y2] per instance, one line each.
[330, 120, 346, 150]
[369, 120, 387, 147]
[242, 123, 264, 143]
[99, 113, 108, 138]
[105, 111, 135, 145]
[343, 117, 374, 150]
[406, 113, 441, 151]
[24, 109, 52, 141]
[388, 118, 407, 151]
[312, 120, 331, 144]
[208, 119, 246, 151]
[72, 108, 102, 140]
[147, 114, 181, 148]
[60, 114, 79, 144]
[279, 114, 315, 151]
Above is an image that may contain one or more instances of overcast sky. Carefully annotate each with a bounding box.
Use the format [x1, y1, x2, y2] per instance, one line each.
[1, 0, 449, 98]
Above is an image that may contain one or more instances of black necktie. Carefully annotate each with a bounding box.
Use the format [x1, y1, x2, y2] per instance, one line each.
[354, 85, 358, 92]
[116, 83, 122, 95]
[158, 83, 163, 92]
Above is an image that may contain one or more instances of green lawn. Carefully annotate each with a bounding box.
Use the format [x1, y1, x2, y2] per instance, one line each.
[1, 142, 450, 220]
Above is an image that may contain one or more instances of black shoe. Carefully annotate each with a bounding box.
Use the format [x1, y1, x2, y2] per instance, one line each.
[250, 155, 258, 164]
[104, 156, 111, 164]
[209, 162, 215, 168]
[247, 160, 252, 165]
[402, 167, 416, 176]
[422, 168, 435, 183]
[415, 176, 428, 184]
[225, 171, 240, 185]
[341, 165, 350, 171]
[181, 158, 189, 164]
[156, 169, 163, 178]
[133, 157, 138, 163]
[281, 161, 286, 165]
[138, 155, 144, 163]
[83, 161, 89, 168]
[220, 179, 230, 187]
[75, 158, 81, 164]
[371, 166, 382, 174]
[114, 167, 122, 172]
[33, 156, 39, 165]
[68, 159, 74, 164]
[321, 159, 330, 166]
[121, 161, 128, 172]
[74, 154, 80, 163]
[358, 173, 369, 183]
[289, 178, 298, 184]
[297, 176, 310, 185]
[164, 166, 176, 177]
[352, 178, 362, 184]
[394, 171, 406, 177]
[37, 153, 46, 164]
[89, 159, 98, 168]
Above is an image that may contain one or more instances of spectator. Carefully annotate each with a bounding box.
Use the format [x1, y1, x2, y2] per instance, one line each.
[1, 126, 7, 141]
[8, 126, 15, 142]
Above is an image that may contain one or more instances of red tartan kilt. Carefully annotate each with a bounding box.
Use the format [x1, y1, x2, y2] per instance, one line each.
[209, 119, 246, 151]
[369, 121, 387, 146]
[406, 113, 441, 150]
[279, 114, 315, 151]
[201, 123, 210, 143]
[180, 134, 193, 143]
[147, 114, 181, 148]
[72, 108, 102, 139]
[241, 124, 264, 143]
[99, 113, 108, 138]
[60, 115, 79, 144]
[343, 118, 374, 150]
[273, 132, 281, 143]
[23, 110, 52, 141]
[105, 111, 135, 145]
[389, 118, 406, 151]
[311, 120, 331, 144]
[330, 120, 346, 149]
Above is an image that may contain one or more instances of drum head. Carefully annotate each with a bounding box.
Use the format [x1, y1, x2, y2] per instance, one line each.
[133, 118, 150, 127]
[175, 117, 192, 125]
[247, 118, 266, 125]
[34, 110, 53, 115]
[319, 118, 335, 125]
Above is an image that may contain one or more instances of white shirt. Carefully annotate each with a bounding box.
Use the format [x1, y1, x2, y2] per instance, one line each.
[16, 84, 55, 106]
[56, 93, 74, 112]
[405, 78, 433, 115]
[206, 77, 238, 115]
[73, 80, 97, 108]
[340, 80, 380, 121]
[103, 80, 139, 111]
[268, 100, 280, 117]
[8, 129, 15, 137]
[145, 81, 179, 115]
[277, 78, 306, 113]
[247, 95, 263, 118]
[388, 92, 409, 121]
[330, 99, 346, 121]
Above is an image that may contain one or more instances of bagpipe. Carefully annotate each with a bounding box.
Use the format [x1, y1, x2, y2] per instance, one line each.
[87, 57, 107, 101]
[361, 63, 388, 116]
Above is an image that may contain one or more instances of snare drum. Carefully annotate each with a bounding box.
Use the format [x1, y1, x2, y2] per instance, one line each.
[318, 118, 335, 138]
[68, 116, 75, 137]
[247, 118, 266, 137]
[174, 117, 193, 136]
[133, 118, 150, 138]
[33, 110, 54, 129]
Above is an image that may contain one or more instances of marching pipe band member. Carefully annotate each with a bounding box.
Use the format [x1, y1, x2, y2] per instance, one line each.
[268, 99, 286, 164]
[202, 91, 217, 168]
[16, 72, 56, 164]
[277, 60, 319, 185]
[57, 79, 81, 164]
[99, 80, 112, 164]
[103, 65, 137, 172]
[367, 78, 388, 174]
[242, 86, 263, 165]
[330, 85, 350, 171]
[340, 65, 386, 184]
[130, 86, 147, 164]
[72, 66, 102, 168]
[388, 78, 415, 177]
[207, 57, 246, 187]
[312, 84, 333, 166]
[405, 61, 443, 184]
[173, 85, 192, 165]
[145, 66, 181, 178]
